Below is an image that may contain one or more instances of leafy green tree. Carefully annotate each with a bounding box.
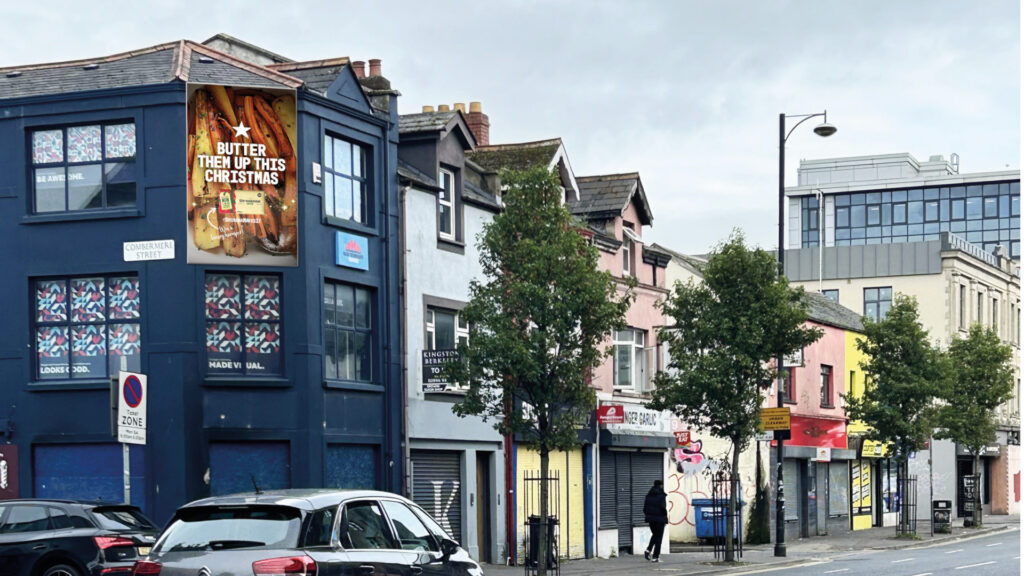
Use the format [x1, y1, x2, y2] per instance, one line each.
[843, 294, 950, 535]
[648, 232, 821, 562]
[445, 166, 632, 574]
[935, 324, 1014, 527]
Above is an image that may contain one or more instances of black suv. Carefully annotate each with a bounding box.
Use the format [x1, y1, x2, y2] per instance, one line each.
[135, 489, 484, 576]
[0, 499, 159, 576]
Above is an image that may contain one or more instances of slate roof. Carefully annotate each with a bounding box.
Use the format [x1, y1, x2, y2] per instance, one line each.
[267, 59, 350, 96]
[468, 139, 562, 172]
[571, 172, 653, 225]
[463, 179, 501, 211]
[0, 40, 303, 101]
[804, 291, 864, 333]
[399, 111, 460, 135]
[0, 44, 178, 99]
[397, 159, 438, 190]
[651, 243, 708, 275]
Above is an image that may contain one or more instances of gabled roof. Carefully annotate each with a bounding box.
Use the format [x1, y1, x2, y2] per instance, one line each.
[468, 138, 579, 201]
[267, 58, 351, 95]
[804, 291, 864, 333]
[399, 111, 459, 134]
[571, 172, 653, 226]
[0, 40, 304, 101]
[398, 110, 477, 149]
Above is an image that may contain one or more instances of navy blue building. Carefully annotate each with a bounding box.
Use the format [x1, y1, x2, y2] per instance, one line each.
[0, 35, 402, 523]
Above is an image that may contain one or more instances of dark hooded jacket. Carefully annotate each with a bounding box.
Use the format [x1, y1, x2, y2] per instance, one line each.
[643, 484, 668, 524]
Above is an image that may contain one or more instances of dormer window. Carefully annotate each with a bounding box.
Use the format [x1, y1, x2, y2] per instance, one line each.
[438, 169, 455, 241]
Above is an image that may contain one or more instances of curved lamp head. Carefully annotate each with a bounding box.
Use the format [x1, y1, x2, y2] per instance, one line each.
[814, 122, 837, 137]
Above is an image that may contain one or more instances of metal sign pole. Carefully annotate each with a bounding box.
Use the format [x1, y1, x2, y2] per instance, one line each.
[120, 356, 130, 505]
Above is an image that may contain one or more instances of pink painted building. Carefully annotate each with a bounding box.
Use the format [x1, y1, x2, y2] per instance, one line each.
[569, 173, 673, 556]
[766, 292, 865, 540]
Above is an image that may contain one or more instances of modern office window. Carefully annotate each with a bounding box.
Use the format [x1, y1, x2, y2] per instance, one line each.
[822, 289, 839, 302]
[613, 328, 646, 391]
[324, 134, 368, 224]
[34, 275, 141, 381]
[31, 123, 137, 213]
[437, 169, 455, 241]
[324, 282, 372, 382]
[205, 274, 282, 375]
[863, 287, 892, 322]
[808, 182, 1019, 257]
[780, 368, 796, 404]
[425, 307, 468, 352]
[820, 364, 833, 408]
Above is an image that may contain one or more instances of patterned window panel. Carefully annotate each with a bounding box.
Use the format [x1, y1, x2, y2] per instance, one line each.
[108, 277, 141, 319]
[205, 274, 242, 320]
[32, 130, 63, 164]
[36, 280, 67, 323]
[109, 324, 142, 358]
[244, 276, 280, 320]
[207, 321, 243, 354]
[71, 278, 106, 323]
[104, 124, 136, 159]
[67, 125, 102, 163]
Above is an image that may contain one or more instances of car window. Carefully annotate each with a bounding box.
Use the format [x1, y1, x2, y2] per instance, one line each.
[92, 507, 156, 531]
[0, 505, 51, 534]
[304, 506, 336, 547]
[341, 501, 397, 550]
[412, 505, 452, 543]
[381, 500, 439, 552]
[48, 507, 73, 529]
[152, 505, 302, 553]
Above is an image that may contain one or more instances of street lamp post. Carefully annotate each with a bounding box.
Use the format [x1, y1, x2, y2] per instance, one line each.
[776, 111, 835, 558]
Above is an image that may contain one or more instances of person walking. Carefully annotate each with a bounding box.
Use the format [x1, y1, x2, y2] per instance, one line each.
[643, 479, 668, 562]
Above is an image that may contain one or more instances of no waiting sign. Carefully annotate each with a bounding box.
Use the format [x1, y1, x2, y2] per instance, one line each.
[118, 371, 147, 445]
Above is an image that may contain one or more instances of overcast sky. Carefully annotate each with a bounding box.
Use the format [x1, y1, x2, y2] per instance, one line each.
[3, 1, 1018, 254]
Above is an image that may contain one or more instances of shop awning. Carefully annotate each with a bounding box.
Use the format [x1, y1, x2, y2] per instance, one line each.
[599, 428, 676, 449]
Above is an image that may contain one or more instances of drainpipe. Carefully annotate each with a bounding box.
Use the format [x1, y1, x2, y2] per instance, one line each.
[400, 184, 411, 496]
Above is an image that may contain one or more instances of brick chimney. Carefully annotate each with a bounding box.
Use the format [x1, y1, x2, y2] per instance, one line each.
[453, 102, 466, 113]
[466, 101, 490, 146]
[368, 59, 382, 77]
[438, 104, 450, 112]
[422, 105, 435, 113]
[351, 60, 366, 78]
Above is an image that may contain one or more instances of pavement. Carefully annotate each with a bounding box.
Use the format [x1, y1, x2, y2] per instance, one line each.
[481, 514, 1020, 576]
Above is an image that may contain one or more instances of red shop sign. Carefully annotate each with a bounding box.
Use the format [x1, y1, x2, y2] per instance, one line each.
[597, 404, 625, 425]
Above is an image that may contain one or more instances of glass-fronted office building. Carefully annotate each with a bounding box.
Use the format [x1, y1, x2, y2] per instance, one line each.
[787, 153, 1020, 259]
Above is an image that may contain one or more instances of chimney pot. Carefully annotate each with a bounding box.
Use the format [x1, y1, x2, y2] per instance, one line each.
[368, 58, 382, 76]
[469, 101, 482, 113]
[351, 60, 366, 78]
[454, 102, 466, 113]
[422, 105, 435, 113]
[438, 104, 450, 112]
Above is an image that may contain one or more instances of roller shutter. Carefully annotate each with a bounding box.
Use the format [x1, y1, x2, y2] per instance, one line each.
[411, 450, 463, 544]
[630, 452, 663, 525]
[599, 449, 616, 529]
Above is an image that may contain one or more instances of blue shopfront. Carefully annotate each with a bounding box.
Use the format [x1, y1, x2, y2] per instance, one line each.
[0, 38, 402, 524]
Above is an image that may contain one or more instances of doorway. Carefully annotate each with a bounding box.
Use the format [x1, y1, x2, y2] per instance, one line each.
[476, 453, 492, 563]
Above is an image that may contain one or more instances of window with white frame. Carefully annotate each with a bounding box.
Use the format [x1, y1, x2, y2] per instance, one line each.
[613, 328, 646, 391]
[425, 307, 469, 352]
[621, 239, 632, 277]
[438, 169, 455, 240]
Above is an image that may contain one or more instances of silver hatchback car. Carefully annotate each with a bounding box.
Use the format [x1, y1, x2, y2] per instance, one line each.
[133, 489, 484, 576]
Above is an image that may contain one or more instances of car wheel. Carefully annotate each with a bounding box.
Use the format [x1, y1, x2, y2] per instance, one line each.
[42, 564, 82, 576]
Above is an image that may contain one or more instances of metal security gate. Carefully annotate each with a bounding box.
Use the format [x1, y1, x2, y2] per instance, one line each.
[411, 450, 463, 544]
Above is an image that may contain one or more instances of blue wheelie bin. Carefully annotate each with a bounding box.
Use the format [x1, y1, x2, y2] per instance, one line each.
[692, 498, 743, 543]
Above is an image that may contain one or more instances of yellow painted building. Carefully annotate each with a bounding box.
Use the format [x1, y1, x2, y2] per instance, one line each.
[845, 331, 873, 530]
[516, 446, 586, 561]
